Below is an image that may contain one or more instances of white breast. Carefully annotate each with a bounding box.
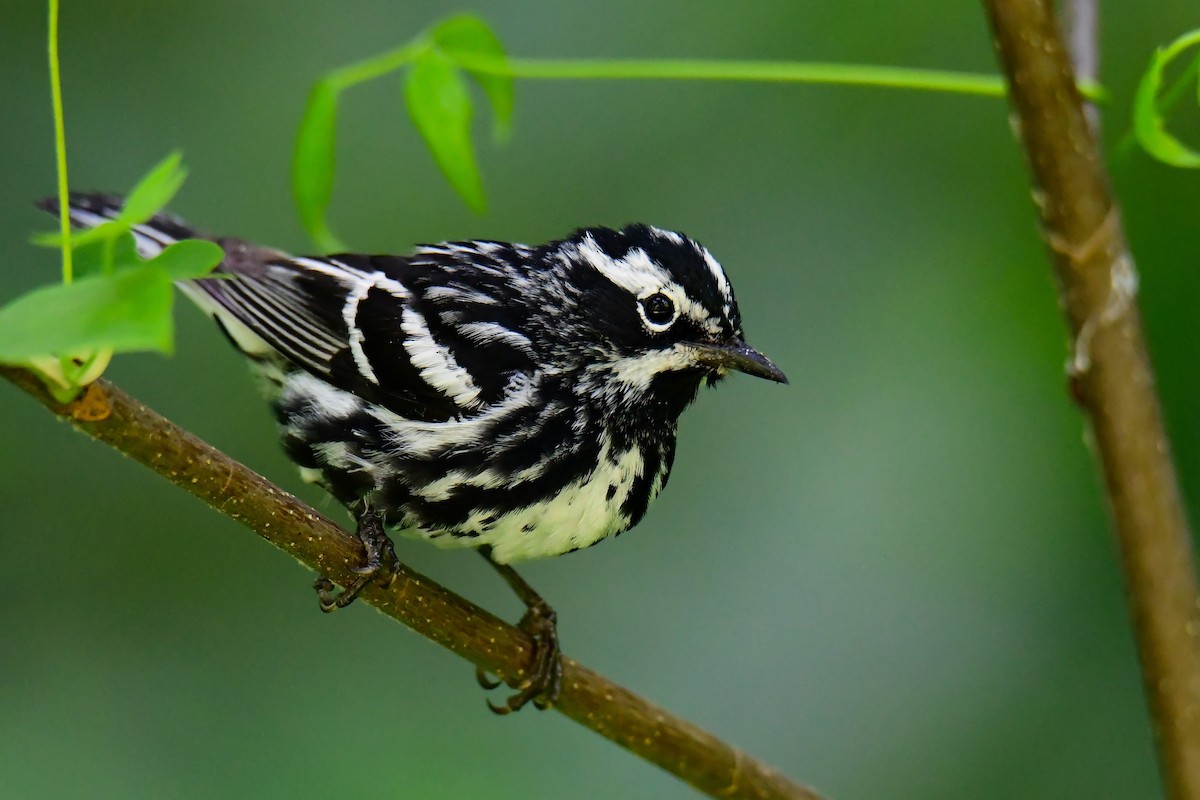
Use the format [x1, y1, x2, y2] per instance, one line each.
[414, 441, 647, 563]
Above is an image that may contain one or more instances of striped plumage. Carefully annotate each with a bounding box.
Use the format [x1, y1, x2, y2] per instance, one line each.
[45, 192, 786, 711]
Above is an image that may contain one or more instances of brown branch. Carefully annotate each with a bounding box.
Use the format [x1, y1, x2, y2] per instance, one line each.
[1, 365, 822, 800]
[981, 3, 1200, 799]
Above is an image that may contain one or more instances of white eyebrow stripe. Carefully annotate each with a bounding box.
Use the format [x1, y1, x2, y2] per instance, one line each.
[577, 237, 724, 334]
[575, 237, 672, 296]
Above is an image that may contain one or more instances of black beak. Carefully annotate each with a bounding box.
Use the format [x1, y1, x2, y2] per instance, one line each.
[684, 340, 788, 384]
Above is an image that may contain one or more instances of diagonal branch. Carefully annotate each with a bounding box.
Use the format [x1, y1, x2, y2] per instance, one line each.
[981, 2, 1200, 799]
[0, 365, 822, 800]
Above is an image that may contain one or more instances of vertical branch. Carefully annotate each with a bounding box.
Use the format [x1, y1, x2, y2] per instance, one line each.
[981, 2, 1200, 799]
[1063, 0, 1101, 132]
[1064, 0, 1099, 76]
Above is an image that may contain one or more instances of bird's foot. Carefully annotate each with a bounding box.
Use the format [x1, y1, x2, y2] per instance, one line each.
[314, 507, 398, 612]
[476, 599, 563, 714]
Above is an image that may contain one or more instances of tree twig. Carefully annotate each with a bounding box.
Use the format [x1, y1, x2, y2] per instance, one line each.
[0, 365, 822, 800]
[981, 3, 1200, 798]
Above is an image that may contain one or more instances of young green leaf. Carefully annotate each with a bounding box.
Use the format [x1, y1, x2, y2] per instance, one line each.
[35, 219, 124, 254]
[119, 150, 189, 224]
[36, 224, 222, 282]
[0, 266, 174, 363]
[72, 228, 139, 278]
[1134, 29, 1200, 168]
[31, 219, 117, 250]
[293, 80, 346, 251]
[59, 347, 113, 390]
[433, 14, 514, 139]
[149, 239, 225, 280]
[405, 51, 486, 213]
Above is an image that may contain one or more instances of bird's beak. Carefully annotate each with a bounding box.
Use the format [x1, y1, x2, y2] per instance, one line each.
[684, 339, 788, 384]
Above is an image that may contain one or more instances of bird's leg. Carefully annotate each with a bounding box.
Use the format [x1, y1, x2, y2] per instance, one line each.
[475, 547, 563, 714]
[313, 502, 398, 612]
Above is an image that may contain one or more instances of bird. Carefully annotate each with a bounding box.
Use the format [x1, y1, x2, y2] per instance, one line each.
[42, 193, 787, 713]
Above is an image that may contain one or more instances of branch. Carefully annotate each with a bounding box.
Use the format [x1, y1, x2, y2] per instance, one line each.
[0, 365, 822, 800]
[981, 3, 1200, 799]
[1063, 0, 1100, 132]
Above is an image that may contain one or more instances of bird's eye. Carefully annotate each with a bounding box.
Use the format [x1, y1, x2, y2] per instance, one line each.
[639, 293, 676, 328]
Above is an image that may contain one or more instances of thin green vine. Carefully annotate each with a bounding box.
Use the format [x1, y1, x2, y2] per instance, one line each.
[2, 6, 223, 397]
[327, 41, 429, 90]
[47, 0, 72, 284]
[333, 49, 1105, 100]
[292, 14, 1111, 249]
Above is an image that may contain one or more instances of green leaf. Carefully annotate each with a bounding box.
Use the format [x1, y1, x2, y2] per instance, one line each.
[293, 81, 346, 251]
[60, 347, 113, 389]
[31, 220, 118, 250]
[1134, 29, 1200, 168]
[34, 153, 192, 250]
[433, 14, 514, 139]
[72, 228, 139, 279]
[119, 150, 188, 224]
[40, 227, 221, 282]
[149, 239, 225, 280]
[0, 266, 174, 363]
[405, 51, 486, 213]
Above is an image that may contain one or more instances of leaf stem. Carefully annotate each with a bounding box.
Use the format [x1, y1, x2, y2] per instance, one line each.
[327, 40, 428, 90]
[321, 43, 1111, 102]
[449, 54, 1108, 101]
[47, 0, 72, 284]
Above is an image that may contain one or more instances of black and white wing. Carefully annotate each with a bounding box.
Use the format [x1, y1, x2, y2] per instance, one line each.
[46, 193, 539, 422]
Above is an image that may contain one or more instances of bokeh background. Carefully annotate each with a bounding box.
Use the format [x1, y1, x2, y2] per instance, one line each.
[3, 2, 1200, 798]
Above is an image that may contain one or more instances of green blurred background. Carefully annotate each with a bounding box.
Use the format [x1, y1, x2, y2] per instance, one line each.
[3, 2, 1200, 797]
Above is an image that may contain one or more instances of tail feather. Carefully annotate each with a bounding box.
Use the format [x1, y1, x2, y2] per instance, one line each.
[39, 192, 282, 362]
[38, 191, 206, 261]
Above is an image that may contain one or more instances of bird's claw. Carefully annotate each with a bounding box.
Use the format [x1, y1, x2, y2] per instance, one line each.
[314, 509, 398, 612]
[475, 667, 503, 690]
[313, 560, 398, 612]
[479, 600, 562, 714]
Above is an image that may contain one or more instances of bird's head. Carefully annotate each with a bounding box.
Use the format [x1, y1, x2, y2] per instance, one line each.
[538, 224, 786, 417]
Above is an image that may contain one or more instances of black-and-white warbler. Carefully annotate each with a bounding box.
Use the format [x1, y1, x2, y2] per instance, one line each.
[44, 193, 786, 712]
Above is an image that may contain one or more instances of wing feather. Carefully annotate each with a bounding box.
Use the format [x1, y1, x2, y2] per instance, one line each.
[43, 193, 540, 423]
